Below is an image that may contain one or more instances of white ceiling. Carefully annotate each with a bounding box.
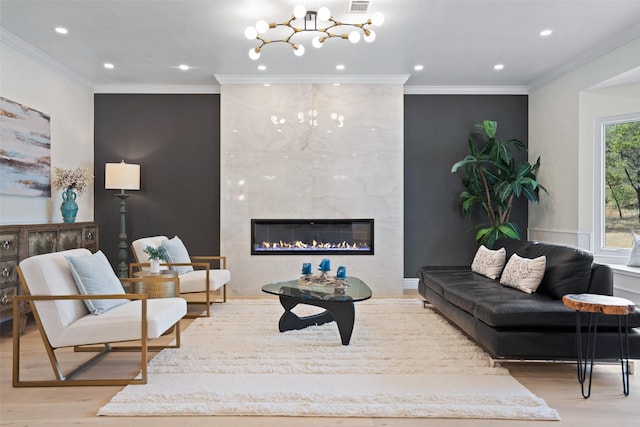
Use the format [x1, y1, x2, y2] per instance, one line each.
[1, 0, 640, 91]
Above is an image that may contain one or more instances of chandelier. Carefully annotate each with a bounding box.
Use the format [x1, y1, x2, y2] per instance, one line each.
[244, 5, 384, 60]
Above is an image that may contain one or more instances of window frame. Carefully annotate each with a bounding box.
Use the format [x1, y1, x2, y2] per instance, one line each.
[593, 112, 640, 262]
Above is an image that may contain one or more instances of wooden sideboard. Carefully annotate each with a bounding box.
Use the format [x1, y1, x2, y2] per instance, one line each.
[0, 222, 99, 327]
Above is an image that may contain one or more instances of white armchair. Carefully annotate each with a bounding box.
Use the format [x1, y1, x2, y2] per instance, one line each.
[13, 249, 187, 387]
[131, 236, 230, 317]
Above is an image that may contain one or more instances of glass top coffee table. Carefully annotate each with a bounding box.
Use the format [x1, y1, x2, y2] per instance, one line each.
[262, 276, 372, 345]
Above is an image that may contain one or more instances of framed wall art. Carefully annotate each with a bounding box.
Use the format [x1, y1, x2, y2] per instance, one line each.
[0, 97, 51, 197]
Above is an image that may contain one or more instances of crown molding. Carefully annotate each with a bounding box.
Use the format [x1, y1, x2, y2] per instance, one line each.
[214, 74, 410, 85]
[527, 22, 640, 92]
[93, 84, 221, 94]
[1, 28, 92, 88]
[403, 85, 528, 95]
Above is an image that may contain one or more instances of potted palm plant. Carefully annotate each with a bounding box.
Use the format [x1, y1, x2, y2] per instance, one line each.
[451, 120, 547, 247]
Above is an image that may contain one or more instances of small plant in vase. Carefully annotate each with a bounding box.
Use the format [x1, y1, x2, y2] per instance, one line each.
[143, 246, 167, 273]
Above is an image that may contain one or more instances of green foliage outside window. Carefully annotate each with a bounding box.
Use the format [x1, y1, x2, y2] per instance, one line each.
[604, 120, 640, 248]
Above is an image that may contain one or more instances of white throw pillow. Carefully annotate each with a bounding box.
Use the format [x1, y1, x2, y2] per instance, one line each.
[65, 250, 127, 314]
[499, 253, 547, 294]
[471, 245, 506, 280]
[627, 230, 640, 267]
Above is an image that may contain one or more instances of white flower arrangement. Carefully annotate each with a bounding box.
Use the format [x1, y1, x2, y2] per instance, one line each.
[52, 167, 93, 195]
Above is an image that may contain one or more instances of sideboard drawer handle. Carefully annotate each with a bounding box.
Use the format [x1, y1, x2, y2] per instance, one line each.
[86, 231, 93, 239]
[1, 240, 9, 250]
[1, 294, 8, 304]
[1, 267, 9, 277]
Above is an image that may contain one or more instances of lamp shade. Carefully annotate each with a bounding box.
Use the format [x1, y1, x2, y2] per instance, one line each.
[105, 161, 140, 190]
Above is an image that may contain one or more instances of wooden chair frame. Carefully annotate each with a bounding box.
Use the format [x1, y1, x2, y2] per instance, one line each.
[13, 269, 182, 387]
[129, 255, 227, 318]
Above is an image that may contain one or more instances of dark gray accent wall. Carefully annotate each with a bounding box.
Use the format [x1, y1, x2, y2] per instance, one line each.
[404, 95, 528, 277]
[94, 94, 221, 270]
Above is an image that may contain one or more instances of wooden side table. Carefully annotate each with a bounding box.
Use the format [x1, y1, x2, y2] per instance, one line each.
[562, 293, 636, 398]
[130, 270, 180, 298]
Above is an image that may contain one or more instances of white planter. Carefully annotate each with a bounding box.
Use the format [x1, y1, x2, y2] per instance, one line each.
[149, 259, 161, 273]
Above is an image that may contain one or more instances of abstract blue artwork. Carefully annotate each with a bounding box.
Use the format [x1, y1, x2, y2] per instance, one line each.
[0, 97, 51, 197]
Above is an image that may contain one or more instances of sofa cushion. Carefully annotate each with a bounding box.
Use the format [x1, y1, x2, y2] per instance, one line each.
[420, 268, 504, 315]
[492, 238, 532, 261]
[471, 245, 506, 279]
[417, 266, 472, 298]
[179, 268, 231, 293]
[522, 242, 593, 299]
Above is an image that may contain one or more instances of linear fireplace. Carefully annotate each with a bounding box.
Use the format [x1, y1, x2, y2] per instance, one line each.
[251, 219, 374, 255]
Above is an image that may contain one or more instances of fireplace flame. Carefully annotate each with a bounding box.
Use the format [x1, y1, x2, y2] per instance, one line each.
[258, 240, 369, 251]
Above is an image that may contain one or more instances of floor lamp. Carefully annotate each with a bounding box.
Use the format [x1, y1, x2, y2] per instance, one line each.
[105, 161, 140, 278]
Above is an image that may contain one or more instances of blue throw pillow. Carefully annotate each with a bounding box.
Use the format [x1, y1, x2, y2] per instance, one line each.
[65, 250, 127, 315]
[161, 236, 194, 274]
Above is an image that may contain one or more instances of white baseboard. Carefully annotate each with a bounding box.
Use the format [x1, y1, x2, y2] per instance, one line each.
[404, 278, 419, 290]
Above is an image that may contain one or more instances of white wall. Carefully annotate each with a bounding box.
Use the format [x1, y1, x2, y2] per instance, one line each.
[529, 37, 640, 303]
[0, 41, 94, 225]
[528, 37, 640, 247]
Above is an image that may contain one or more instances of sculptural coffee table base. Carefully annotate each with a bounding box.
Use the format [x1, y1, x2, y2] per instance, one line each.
[278, 295, 357, 345]
[262, 277, 372, 346]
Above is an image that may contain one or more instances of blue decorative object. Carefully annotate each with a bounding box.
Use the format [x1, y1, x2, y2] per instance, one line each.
[319, 258, 331, 272]
[60, 187, 78, 223]
[337, 266, 347, 279]
[302, 263, 312, 275]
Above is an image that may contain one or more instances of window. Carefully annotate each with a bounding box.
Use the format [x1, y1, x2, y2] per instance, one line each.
[594, 113, 640, 259]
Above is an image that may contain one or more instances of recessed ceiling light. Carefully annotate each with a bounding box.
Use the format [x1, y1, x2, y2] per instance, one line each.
[493, 64, 504, 71]
[178, 64, 190, 71]
[333, 83, 341, 86]
[264, 83, 271, 87]
[55, 27, 68, 34]
[414, 65, 424, 71]
[257, 65, 267, 71]
[336, 64, 345, 70]
[539, 29, 553, 37]
[103, 63, 114, 70]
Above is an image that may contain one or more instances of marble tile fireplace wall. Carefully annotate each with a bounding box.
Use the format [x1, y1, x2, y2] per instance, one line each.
[221, 84, 403, 295]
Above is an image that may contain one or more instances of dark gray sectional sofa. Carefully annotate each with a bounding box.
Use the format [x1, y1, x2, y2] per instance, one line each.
[417, 238, 640, 361]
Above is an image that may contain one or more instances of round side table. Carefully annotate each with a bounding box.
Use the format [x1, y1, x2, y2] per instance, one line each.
[562, 293, 636, 398]
[131, 269, 179, 298]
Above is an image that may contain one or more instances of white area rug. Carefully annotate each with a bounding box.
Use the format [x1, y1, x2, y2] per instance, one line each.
[99, 298, 560, 420]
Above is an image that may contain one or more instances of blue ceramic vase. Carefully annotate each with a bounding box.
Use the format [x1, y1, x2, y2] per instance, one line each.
[60, 187, 78, 223]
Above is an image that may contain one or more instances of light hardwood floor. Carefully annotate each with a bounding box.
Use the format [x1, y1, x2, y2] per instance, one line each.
[1, 299, 638, 426]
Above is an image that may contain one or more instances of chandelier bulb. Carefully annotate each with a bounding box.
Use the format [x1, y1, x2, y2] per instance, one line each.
[312, 36, 323, 48]
[244, 26, 257, 40]
[293, 43, 305, 56]
[348, 30, 361, 44]
[256, 20, 269, 34]
[363, 29, 376, 43]
[317, 7, 331, 21]
[371, 12, 384, 26]
[293, 5, 307, 19]
[248, 47, 261, 60]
